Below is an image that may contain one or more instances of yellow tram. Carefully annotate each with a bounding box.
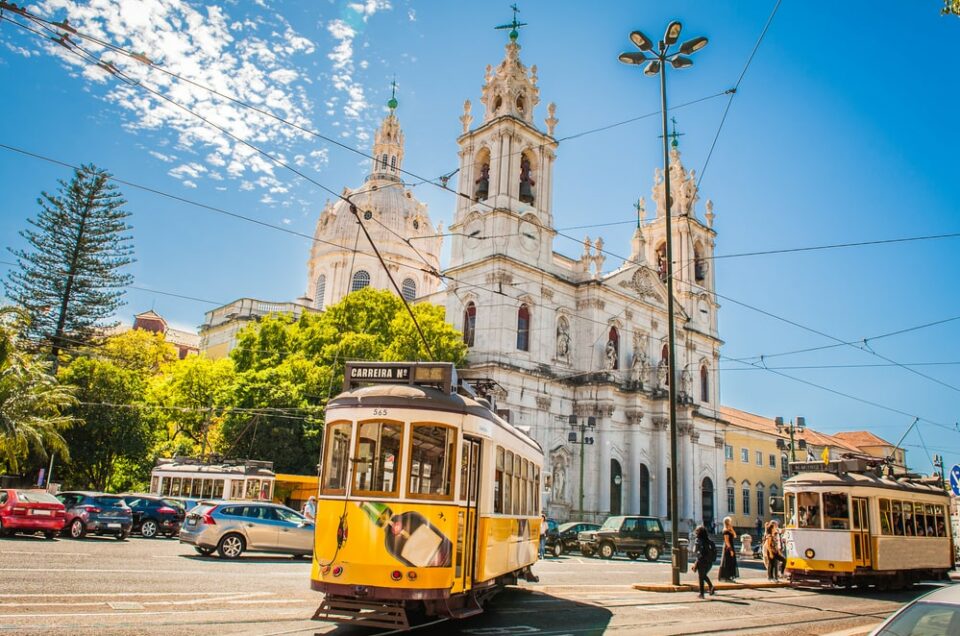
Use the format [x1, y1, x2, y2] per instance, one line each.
[310, 362, 543, 629]
[783, 457, 954, 589]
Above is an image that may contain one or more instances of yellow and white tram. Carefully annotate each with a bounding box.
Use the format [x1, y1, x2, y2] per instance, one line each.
[783, 458, 954, 589]
[310, 362, 543, 629]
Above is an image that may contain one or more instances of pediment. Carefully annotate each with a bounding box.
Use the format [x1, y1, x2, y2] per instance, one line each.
[615, 267, 665, 304]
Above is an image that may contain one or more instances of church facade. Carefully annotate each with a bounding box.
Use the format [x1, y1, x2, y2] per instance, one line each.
[302, 33, 728, 530]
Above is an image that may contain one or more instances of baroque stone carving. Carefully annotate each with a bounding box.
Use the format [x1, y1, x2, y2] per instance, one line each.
[576, 298, 605, 311]
[619, 268, 664, 302]
[536, 396, 551, 411]
[556, 317, 571, 363]
[625, 409, 644, 425]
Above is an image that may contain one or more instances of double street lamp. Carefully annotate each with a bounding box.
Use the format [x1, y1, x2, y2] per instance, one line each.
[567, 414, 596, 521]
[619, 20, 708, 587]
[775, 416, 807, 463]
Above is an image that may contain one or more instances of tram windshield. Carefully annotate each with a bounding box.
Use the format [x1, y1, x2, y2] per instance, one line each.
[408, 424, 455, 498]
[354, 421, 403, 495]
[321, 421, 352, 492]
[796, 492, 822, 529]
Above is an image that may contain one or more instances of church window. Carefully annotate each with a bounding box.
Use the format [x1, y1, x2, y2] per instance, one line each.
[516, 94, 525, 114]
[493, 95, 502, 113]
[606, 327, 619, 370]
[516, 304, 530, 351]
[390, 155, 397, 172]
[694, 244, 706, 283]
[756, 483, 765, 518]
[351, 270, 370, 292]
[700, 364, 709, 402]
[401, 278, 416, 302]
[518, 152, 536, 204]
[314, 274, 326, 310]
[380, 154, 388, 170]
[463, 302, 476, 347]
[726, 479, 736, 514]
[656, 243, 667, 282]
[660, 344, 669, 386]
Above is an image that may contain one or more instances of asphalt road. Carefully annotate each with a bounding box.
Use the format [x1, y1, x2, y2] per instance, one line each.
[0, 533, 939, 635]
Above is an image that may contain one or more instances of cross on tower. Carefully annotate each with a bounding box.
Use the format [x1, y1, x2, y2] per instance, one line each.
[495, 4, 528, 41]
[387, 77, 398, 110]
[658, 117, 684, 149]
[634, 198, 645, 228]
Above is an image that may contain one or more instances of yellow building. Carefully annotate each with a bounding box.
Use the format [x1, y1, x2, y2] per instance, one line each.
[199, 297, 317, 360]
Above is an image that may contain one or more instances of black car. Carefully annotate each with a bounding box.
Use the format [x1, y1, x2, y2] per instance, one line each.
[120, 494, 185, 538]
[56, 491, 133, 540]
[578, 515, 666, 561]
[547, 521, 601, 557]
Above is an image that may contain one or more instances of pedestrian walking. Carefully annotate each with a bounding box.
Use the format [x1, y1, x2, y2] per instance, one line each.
[539, 513, 548, 559]
[691, 525, 717, 599]
[755, 516, 763, 541]
[718, 516, 739, 582]
[301, 495, 316, 521]
[764, 520, 786, 581]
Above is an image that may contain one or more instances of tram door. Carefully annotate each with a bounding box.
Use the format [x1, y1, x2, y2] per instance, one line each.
[852, 497, 872, 568]
[460, 437, 482, 591]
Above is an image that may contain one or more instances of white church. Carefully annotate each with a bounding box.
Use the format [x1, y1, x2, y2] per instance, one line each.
[302, 32, 727, 531]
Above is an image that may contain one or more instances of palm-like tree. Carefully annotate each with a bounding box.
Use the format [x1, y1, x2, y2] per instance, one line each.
[0, 308, 74, 472]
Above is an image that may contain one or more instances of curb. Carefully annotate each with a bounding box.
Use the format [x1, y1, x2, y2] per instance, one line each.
[632, 580, 790, 592]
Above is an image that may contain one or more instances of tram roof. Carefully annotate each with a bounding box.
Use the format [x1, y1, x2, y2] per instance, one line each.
[327, 383, 542, 454]
[785, 469, 947, 497]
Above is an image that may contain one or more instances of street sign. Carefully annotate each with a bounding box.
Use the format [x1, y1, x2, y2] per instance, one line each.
[949, 465, 960, 496]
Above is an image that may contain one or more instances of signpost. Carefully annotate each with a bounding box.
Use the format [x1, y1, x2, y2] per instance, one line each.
[949, 464, 960, 497]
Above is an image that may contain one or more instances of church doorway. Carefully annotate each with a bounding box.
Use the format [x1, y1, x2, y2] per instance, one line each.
[638, 463, 650, 515]
[701, 477, 715, 528]
[610, 459, 622, 516]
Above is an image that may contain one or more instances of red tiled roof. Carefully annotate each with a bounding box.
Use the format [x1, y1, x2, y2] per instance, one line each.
[832, 431, 892, 449]
[720, 405, 861, 452]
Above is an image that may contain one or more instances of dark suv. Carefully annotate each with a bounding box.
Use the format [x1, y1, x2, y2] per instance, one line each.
[120, 494, 185, 538]
[56, 492, 132, 540]
[578, 515, 665, 561]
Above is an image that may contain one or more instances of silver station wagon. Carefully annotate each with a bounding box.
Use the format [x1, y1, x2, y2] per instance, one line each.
[179, 501, 314, 559]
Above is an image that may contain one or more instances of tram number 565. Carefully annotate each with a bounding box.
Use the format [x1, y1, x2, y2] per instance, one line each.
[371, 408, 388, 417]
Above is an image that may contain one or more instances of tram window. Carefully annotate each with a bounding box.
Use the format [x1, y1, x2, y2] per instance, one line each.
[504, 451, 513, 515]
[914, 503, 927, 537]
[785, 493, 795, 527]
[230, 479, 244, 499]
[160, 478, 170, 496]
[192, 479, 203, 498]
[892, 502, 904, 536]
[879, 499, 893, 535]
[213, 479, 224, 499]
[796, 492, 821, 528]
[902, 500, 915, 536]
[460, 441, 470, 500]
[321, 422, 352, 493]
[534, 466, 540, 512]
[823, 493, 850, 530]
[934, 505, 946, 537]
[513, 454, 522, 515]
[246, 479, 261, 499]
[354, 421, 403, 496]
[408, 424, 456, 499]
[495, 447, 504, 513]
[171, 477, 182, 497]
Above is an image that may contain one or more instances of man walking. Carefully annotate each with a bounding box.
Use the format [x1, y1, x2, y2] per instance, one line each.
[692, 525, 717, 599]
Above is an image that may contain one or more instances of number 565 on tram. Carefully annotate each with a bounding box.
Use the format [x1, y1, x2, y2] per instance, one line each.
[310, 362, 543, 630]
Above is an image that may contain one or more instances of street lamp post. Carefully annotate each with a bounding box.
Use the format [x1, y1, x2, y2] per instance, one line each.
[568, 414, 596, 521]
[619, 20, 708, 587]
[775, 416, 807, 463]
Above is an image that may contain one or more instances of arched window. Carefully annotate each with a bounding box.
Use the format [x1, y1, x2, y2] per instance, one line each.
[606, 326, 619, 369]
[700, 364, 709, 402]
[351, 270, 370, 292]
[726, 478, 736, 514]
[661, 343, 669, 386]
[639, 464, 650, 515]
[314, 274, 326, 310]
[741, 480, 751, 516]
[401, 278, 416, 302]
[694, 244, 706, 283]
[463, 302, 476, 347]
[516, 304, 530, 351]
[380, 153, 388, 170]
[756, 483, 765, 520]
[390, 155, 397, 172]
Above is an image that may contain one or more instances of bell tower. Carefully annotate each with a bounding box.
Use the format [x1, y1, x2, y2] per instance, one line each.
[367, 81, 404, 184]
[448, 14, 559, 270]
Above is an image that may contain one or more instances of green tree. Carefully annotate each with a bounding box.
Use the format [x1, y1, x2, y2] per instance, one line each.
[5, 164, 134, 368]
[945, 0, 960, 16]
[0, 308, 74, 473]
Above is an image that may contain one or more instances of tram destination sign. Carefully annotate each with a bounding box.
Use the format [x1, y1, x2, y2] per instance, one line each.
[344, 362, 455, 393]
[789, 458, 869, 476]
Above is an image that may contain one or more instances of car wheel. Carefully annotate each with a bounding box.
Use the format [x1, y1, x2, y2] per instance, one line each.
[69, 518, 86, 540]
[599, 542, 616, 559]
[140, 519, 159, 538]
[552, 542, 563, 558]
[217, 533, 245, 559]
[0, 518, 8, 537]
[645, 545, 660, 561]
[44, 531, 56, 540]
[194, 546, 215, 556]
[627, 552, 640, 560]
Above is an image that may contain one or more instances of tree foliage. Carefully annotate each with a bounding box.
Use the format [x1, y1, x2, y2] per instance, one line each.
[945, 0, 960, 16]
[0, 308, 74, 473]
[5, 164, 134, 364]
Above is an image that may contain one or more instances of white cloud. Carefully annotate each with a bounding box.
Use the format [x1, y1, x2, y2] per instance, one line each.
[182, 180, 198, 188]
[149, 150, 176, 162]
[4, 43, 36, 57]
[407, 9, 416, 21]
[281, 217, 292, 225]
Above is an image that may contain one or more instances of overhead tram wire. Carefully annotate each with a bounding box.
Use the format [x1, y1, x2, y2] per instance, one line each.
[7, 9, 958, 396]
[697, 0, 782, 189]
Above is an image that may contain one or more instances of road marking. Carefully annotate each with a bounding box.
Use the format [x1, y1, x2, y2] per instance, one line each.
[0, 550, 92, 557]
[107, 602, 145, 611]
[0, 592, 250, 598]
[0, 606, 312, 620]
[0, 567, 308, 576]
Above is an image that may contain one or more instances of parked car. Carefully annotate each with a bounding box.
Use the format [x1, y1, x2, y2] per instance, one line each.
[868, 583, 960, 635]
[547, 521, 600, 557]
[179, 501, 314, 559]
[578, 515, 666, 561]
[166, 496, 205, 514]
[56, 491, 132, 540]
[119, 494, 185, 538]
[0, 489, 66, 539]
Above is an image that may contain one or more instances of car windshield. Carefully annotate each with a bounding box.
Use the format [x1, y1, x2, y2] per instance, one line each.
[877, 601, 960, 635]
[275, 507, 307, 523]
[559, 522, 579, 532]
[16, 491, 60, 504]
[163, 499, 184, 509]
[600, 516, 624, 531]
[95, 496, 127, 508]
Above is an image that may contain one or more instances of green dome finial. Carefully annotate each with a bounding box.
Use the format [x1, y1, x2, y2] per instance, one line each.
[388, 78, 398, 110]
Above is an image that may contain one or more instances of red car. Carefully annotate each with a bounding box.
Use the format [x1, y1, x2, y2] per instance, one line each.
[0, 489, 66, 539]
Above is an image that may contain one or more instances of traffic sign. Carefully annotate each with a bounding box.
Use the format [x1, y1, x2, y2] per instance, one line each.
[949, 465, 960, 496]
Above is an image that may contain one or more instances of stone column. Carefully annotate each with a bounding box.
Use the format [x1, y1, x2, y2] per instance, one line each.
[598, 422, 611, 519]
[652, 416, 669, 519]
[627, 409, 644, 515]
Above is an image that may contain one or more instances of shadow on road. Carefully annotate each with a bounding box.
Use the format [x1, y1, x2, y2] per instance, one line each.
[179, 552, 312, 564]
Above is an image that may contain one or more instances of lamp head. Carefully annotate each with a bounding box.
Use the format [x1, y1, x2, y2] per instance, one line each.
[643, 60, 661, 76]
[796, 416, 806, 431]
[618, 52, 649, 66]
[670, 55, 693, 69]
[664, 21, 682, 46]
[629, 30, 654, 52]
[775, 416, 784, 430]
[678, 36, 708, 55]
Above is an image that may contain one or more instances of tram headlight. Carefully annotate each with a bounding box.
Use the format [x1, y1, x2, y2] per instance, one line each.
[390, 570, 403, 581]
[407, 571, 417, 581]
[332, 566, 343, 577]
[804, 548, 815, 559]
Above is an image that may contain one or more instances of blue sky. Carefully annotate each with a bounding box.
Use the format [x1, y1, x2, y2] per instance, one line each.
[1, 1, 958, 476]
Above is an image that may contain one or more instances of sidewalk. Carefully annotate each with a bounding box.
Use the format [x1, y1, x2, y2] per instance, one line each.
[633, 553, 789, 592]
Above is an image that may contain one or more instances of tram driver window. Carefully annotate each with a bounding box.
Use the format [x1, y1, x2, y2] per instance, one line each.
[935, 505, 947, 537]
[796, 492, 821, 528]
[408, 424, 455, 498]
[354, 421, 403, 495]
[321, 422, 352, 492]
[495, 447, 504, 513]
[822, 492, 850, 530]
[892, 502, 904, 535]
[879, 499, 892, 535]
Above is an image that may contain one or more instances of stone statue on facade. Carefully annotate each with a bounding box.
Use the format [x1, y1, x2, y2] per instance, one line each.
[657, 360, 669, 389]
[552, 463, 566, 501]
[631, 332, 649, 385]
[680, 366, 692, 397]
[556, 319, 571, 362]
[605, 339, 618, 370]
